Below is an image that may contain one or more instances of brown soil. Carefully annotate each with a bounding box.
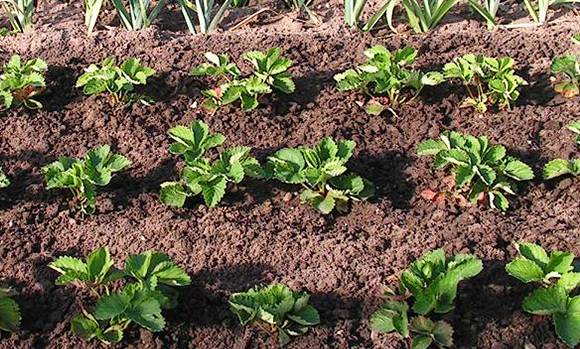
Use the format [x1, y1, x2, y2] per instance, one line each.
[0, 0, 579, 348]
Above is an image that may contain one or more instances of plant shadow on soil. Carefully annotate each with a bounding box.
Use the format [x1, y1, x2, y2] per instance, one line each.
[174, 263, 275, 328]
[355, 151, 416, 210]
[41, 66, 78, 112]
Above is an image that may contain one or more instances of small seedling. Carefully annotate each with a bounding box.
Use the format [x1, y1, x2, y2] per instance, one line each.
[551, 55, 580, 98]
[49, 247, 191, 344]
[417, 131, 534, 211]
[229, 284, 320, 346]
[334, 45, 442, 114]
[505, 242, 580, 348]
[0, 55, 47, 110]
[370, 249, 482, 348]
[160, 120, 263, 208]
[0, 287, 20, 332]
[191, 48, 295, 112]
[442, 54, 527, 113]
[265, 137, 374, 214]
[42, 145, 131, 214]
[76, 57, 155, 104]
[543, 121, 580, 180]
[0, 167, 9, 188]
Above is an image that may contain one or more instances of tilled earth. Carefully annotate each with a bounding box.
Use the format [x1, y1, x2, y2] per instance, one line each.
[0, 0, 579, 348]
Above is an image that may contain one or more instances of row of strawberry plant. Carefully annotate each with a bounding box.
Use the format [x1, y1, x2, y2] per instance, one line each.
[2, 42, 579, 114]
[1, 0, 578, 35]
[334, 38, 580, 116]
[1, 243, 577, 347]
[1, 120, 576, 214]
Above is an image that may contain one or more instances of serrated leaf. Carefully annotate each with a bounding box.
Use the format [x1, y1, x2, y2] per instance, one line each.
[0, 297, 20, 332]
[160, 182, 188, 208]
[287, 305, 320, 326]
[543, 159, 573, 180]
[554, 296, 580, 347]
[523, 286, 568, 315]
[202, 176, 227, 207]
[71, 315, 100, 341]
[557, 272, 580, 293]
[412, 335, 433, 349]
[504, 160, 534, 181]
[94, 293, 130, 320]
[505, 257, 545, 283]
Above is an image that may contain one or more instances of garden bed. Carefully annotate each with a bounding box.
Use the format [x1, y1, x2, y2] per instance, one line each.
[0, 0, 579, 348]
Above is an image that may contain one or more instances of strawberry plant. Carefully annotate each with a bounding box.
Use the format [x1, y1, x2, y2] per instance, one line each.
[160, 120, 263, 208]
[371, 249, 482, 348]
[229, 284, 320, 346]
[505, 242, 580, 347]
[75, 57, 155, 104]
[42, 145, 131, 214]
[264, 137, 374, 214]
[334, 45, 442, 115]
[49, 247, 191, 344]
[0, 287, 20, 332]
[442, 54, 527, 113]
[191, 48, 295, 112]
[543, 121, 580, 180]
[0, 55, 47, 110]
[0, 0, 34, 32]
[550, 54, 579, 98]
[0, 167, 9, 188]
[417, 131, 534, 211]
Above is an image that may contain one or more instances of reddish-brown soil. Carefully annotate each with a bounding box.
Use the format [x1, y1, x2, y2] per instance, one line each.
[0, 0, 579, 348]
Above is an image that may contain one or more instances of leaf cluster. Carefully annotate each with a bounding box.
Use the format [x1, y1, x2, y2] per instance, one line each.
[49, 247, 191, 344]
[229, 284, 320, 346]
[0, 287, 21, 332]
[0, 167, 9, 188]
[160, 120, 263, 208]
[370, 249, 482, 349]
[265, 137, 374, 214]
[551, 54, 580, 98]
[42, 145, 131, 214]
[417, 131, 534, 211]
[334, 45, 442, 114]
[191, 48, 295, 112]
[505, 242, 580, 347]
[0, 55, 47, 110]
[75, 57, 155, 104]
[442, 54, 527, 113]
